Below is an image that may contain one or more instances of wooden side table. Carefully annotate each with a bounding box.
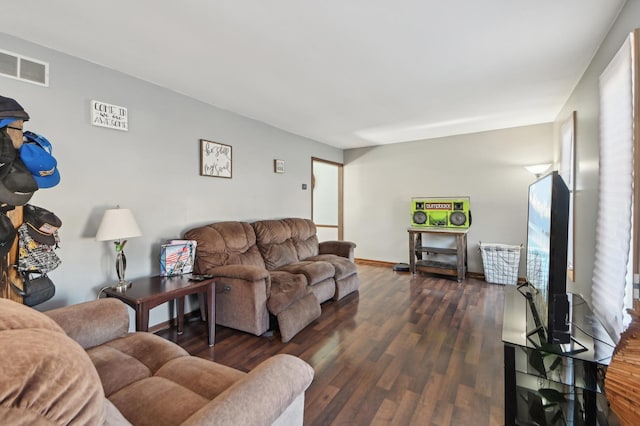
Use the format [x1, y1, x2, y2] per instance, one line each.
[408, 227, 468, 282]
[103, 275, 215, 346]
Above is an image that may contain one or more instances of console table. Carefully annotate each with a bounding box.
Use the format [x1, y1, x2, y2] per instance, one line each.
[408, 227, 468, 282]
[104, 274, 215, 346]
[502, 285, 617, 425]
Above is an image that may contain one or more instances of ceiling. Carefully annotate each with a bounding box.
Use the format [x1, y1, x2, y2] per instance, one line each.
[0, 1, 626, 149]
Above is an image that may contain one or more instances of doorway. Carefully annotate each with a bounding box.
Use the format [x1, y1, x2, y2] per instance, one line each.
[312, 158, 343, 241]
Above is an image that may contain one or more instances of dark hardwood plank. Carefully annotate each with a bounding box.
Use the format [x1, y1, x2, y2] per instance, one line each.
[157, 264, 505, 425]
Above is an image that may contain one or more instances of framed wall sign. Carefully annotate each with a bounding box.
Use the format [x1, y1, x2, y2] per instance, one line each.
[274, 159, 285, 173]
[200, 139, 232, 178]
[91, 100, 128, 131]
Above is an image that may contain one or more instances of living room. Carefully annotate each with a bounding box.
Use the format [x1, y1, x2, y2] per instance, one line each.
[0, 2, 631, 316]
[0, 1, 638, 424]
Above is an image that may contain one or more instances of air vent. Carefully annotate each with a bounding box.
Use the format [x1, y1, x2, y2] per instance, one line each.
[0, 49, 48, 86]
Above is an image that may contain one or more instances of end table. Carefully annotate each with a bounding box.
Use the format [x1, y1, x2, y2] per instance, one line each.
[103, 274, 215, 346]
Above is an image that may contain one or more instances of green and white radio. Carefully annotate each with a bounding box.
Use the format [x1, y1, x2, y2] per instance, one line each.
[411, 197, 471, 228]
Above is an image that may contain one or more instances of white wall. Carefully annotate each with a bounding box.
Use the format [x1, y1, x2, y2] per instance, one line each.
[0, 34, 342, 327]
[552, 0, 640, 303]
[343, 123, 553, 274]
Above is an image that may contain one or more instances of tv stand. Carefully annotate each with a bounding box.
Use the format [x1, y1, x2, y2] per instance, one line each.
[517, 287, 589, 355]
[502, 285, 617, 425]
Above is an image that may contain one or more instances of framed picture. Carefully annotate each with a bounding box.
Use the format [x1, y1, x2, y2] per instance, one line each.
[200, 139, 232, 178]
[274, 159, 285, 173]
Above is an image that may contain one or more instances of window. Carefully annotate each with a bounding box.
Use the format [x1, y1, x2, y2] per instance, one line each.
[560, 111, 576, 281]
[592, 31, 636, 340]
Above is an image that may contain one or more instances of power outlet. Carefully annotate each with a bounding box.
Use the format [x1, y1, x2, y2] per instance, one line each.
[302, 184, 307, 190]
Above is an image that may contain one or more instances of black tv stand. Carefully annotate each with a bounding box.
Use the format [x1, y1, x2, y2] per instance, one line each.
[502, 285, 617, 425]
[518, 287, 589, 356]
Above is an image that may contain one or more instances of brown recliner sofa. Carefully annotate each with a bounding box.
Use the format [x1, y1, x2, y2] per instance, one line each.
[0, 297, 313, 425]
[184, 218, 358, 342]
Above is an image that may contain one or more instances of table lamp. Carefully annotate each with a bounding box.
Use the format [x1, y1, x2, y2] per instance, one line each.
[96, 207, 142, 291]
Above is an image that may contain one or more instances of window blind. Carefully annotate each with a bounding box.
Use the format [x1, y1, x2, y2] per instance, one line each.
[593, 32, 635, 340]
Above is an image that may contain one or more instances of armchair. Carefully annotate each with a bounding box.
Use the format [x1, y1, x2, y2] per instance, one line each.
[0, 297, 314, 425]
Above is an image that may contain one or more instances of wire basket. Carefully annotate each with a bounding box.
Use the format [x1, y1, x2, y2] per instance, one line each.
[479, 242, 522, 285]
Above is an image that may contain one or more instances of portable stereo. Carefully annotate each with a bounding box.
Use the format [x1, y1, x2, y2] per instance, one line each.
[410, 197, 471, 228]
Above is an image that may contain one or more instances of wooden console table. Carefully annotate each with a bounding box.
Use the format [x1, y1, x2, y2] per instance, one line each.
[104, 274, 215, 346]
[408, 227, 468, 282]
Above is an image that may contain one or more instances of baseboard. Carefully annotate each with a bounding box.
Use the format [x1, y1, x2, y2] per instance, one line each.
[354, 258, 396, 267]
[148, 309, 202, 333]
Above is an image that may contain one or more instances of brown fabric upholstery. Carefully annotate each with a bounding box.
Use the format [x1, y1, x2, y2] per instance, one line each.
[306, 253, 359, 301]
[276, 293, 322, 343]
[185, 222, 271, 336]
[182, 354, 314, 426]
[185, 221, 266, 271]
[0, 298, 107, 425]
[283, 218, 320, 259]
[88, 332, 189, 397]
[0, 298, 313, 425]
[252, 219, 300, 270]
[267, 272, 311, 314]
[45, 297, 129, 349]
[186, 217, 358, 341]
[319, 240, 356, 262]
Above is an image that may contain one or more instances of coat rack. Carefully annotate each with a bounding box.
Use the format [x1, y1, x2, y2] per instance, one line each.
[0, 206, 23, 302]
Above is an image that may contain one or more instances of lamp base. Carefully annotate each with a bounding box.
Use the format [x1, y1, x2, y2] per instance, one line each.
[112, 280, 132, 292]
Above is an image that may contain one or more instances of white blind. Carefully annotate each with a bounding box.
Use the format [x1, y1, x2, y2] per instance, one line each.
[560, 112, 576, 276]
[593, 32, 635, 340]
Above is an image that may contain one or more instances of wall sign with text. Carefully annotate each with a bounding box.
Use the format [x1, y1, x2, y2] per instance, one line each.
[91, 100, 128, 131]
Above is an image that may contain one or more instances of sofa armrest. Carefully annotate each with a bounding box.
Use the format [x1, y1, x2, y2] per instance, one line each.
[44, 298, 129, 349]
[209, 264, 270, 282]
[182, 354, 314, 426]
[319, 240, 356, 261]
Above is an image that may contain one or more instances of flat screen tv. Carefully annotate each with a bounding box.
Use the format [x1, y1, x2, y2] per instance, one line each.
[525, 171, 570, 345]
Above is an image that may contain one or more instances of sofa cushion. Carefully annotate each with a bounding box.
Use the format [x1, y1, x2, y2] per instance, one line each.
[109, 356, 248, 425]
[0, 298, 107, 425]
[276, 260, 335, 286]
[185, 221, 266, 271]
[156, 357, 246, 400]
[88, 332, 189, 397]
[306, 253, 357, 280]
[267, 271, 310, 314]
[284, 218, 320, 259]
[252, 219, 299, 269]
[110, 376, 209, 426]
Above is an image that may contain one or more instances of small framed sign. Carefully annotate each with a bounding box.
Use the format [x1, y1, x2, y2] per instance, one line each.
[91, 100, 128, 131]
[274, 159, 285, 173]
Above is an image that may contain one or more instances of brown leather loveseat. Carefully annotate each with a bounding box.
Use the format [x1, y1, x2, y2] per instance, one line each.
[184, 218, 358, 342]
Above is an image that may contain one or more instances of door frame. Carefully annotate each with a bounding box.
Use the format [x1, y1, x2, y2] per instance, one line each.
[311, 157, 344, 240]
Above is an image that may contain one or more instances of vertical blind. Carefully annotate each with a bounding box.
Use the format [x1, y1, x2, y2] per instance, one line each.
[592, 32, 635, 340]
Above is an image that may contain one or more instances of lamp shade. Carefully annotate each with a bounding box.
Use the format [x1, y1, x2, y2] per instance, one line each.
[524, 163, 551, 176]
[95, 208, 142, 241]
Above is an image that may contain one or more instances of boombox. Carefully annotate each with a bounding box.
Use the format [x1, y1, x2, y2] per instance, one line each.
[411, 197, 471, 228]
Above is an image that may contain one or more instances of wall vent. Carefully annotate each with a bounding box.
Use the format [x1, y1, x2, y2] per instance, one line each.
[0, 49, 48, 86]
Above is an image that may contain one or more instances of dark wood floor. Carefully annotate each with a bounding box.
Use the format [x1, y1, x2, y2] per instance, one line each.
[157, 264, 506, 425]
